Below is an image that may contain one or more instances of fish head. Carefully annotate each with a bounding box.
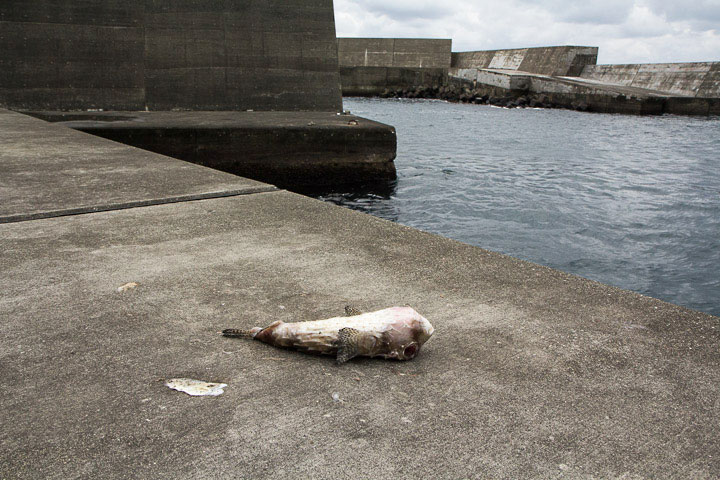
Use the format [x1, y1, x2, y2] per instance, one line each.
[389, 308, 435, 360]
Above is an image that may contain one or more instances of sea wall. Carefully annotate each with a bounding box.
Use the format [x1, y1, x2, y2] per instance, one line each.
[580, 62, 720, 98]
[451, 46, 598, 76]
[0, 0, 343, 111]
[339, 67, 448, 96]
[338, 38, 452, 68]
[337, 37, 451, 96]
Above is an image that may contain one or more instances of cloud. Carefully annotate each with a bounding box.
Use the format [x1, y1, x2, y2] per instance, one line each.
[358, 0, 450, 21]
[334, 0, 720, 64]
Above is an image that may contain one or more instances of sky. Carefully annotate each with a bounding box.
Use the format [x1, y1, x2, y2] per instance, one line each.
[334, 0, 720, 64]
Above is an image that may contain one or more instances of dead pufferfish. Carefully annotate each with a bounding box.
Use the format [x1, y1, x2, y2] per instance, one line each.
[222, 306, 434, 364]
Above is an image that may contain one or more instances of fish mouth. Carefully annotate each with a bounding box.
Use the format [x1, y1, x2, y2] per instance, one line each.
[404, 343, 418, 358]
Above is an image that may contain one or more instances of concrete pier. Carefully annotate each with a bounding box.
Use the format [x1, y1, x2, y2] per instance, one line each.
[25, 111, 397, 188]
[2, 110, 719, 478]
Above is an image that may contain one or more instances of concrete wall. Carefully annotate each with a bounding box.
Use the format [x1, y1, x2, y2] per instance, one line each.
[337, 38, 452, 96]
[452, 46, 598, 76]
[0, 0, 342, 111]
[580, 62, 720, 98]
[338, 38, 452, 68]
[339, 66, 447, 96]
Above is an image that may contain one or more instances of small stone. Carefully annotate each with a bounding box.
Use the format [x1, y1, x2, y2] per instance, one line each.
[331, 392, 341, 403]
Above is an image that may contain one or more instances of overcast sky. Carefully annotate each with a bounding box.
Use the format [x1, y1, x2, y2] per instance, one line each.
[334, 0, 720, 64]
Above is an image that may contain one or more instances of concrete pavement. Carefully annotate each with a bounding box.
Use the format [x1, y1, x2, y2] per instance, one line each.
[0, 109, 273, 223]
[1, 111, 719, 478]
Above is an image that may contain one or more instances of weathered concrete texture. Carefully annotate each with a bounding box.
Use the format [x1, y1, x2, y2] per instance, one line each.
[337, 38, 452, 95]
[338, 38, 452, 68]
[0, 109, 274, 223]
[340, 66, 448, 96]
[452, 46, 599, 76]
[581, 62, 720, 98]
[2, 189, 719, 479]
[451, 68, 719, 115]
[26, 110, 397, 188]
[0, 0, 342, 111]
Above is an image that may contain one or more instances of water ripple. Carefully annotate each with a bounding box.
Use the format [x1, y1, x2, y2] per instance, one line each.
[309, 98, 720, 317]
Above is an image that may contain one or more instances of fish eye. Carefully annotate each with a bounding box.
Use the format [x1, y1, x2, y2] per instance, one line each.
[404, 344, 418, 358]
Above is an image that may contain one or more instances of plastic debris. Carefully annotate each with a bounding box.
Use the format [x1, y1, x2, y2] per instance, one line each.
[117, 282, 139, 292]
[165, 378, 227, 396]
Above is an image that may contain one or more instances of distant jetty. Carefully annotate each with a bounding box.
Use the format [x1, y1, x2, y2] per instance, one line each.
[338, 39, 720, 115]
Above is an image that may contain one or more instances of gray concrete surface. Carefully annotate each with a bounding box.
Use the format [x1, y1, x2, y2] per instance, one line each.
[1, 107, 719, 479]
[338, 38, 452, 68]
[0, 0, 342, 111]
[24, 110, 398, 188]
[450, 67, 720, 115]
[2, 190, 719, 479]
[337, 38, 452, 96]
[0, 109, 274, 222]
[452, 47, 599, 77]
[581, 62, 720, 98]
[340, 66, 448, 96]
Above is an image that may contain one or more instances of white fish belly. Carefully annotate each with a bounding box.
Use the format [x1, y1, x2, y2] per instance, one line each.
[273, 307, 422, 355]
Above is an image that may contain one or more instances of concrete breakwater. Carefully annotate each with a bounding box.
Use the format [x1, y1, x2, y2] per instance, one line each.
[340, 40, 720, 115]
[338, 38, 452, 96]
[378, 83, 596, 112]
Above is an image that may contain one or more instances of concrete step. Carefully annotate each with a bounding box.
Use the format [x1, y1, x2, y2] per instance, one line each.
[25, 110, 398, 188]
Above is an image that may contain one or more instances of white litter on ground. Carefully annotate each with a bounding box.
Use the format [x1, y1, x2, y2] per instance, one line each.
[165, 378, 227, 396]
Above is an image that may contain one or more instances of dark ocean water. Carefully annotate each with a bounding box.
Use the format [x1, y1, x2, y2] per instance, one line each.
[310, 98, 720, 317]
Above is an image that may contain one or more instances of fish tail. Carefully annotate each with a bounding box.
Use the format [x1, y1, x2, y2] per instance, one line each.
[222, 327, 260, 338]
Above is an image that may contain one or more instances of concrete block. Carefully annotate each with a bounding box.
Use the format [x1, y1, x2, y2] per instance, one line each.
[697, 63, 720, 98]
[488, 49, 528, 70]
[338, 38, 452, 69]
[0, 0, 343, 112]
[31, 110, 396, 187]
[0, 0, 142, 26]
[580, 64, 640, 86]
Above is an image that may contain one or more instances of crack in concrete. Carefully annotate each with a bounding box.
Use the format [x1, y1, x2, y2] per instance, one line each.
[0, 185, 281, 224]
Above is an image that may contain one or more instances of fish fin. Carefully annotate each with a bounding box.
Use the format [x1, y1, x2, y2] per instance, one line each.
[336, 327, 361, 364]
[222, 327, 261, 338]
[344, 305, 362, 316]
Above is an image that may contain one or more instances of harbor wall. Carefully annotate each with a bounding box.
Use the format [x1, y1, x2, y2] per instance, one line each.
[338, 38, 452, 68]
[0, 0, 343, 111]
[580, 62, 720, 98]
[451, 46, 598, 76]
[337, 38, 451, 95]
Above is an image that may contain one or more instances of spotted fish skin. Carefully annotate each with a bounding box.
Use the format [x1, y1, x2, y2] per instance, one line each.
[223, 306, 434, 363]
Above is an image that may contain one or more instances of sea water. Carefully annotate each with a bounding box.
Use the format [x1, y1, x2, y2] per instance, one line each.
[308, 98, 720, 317]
